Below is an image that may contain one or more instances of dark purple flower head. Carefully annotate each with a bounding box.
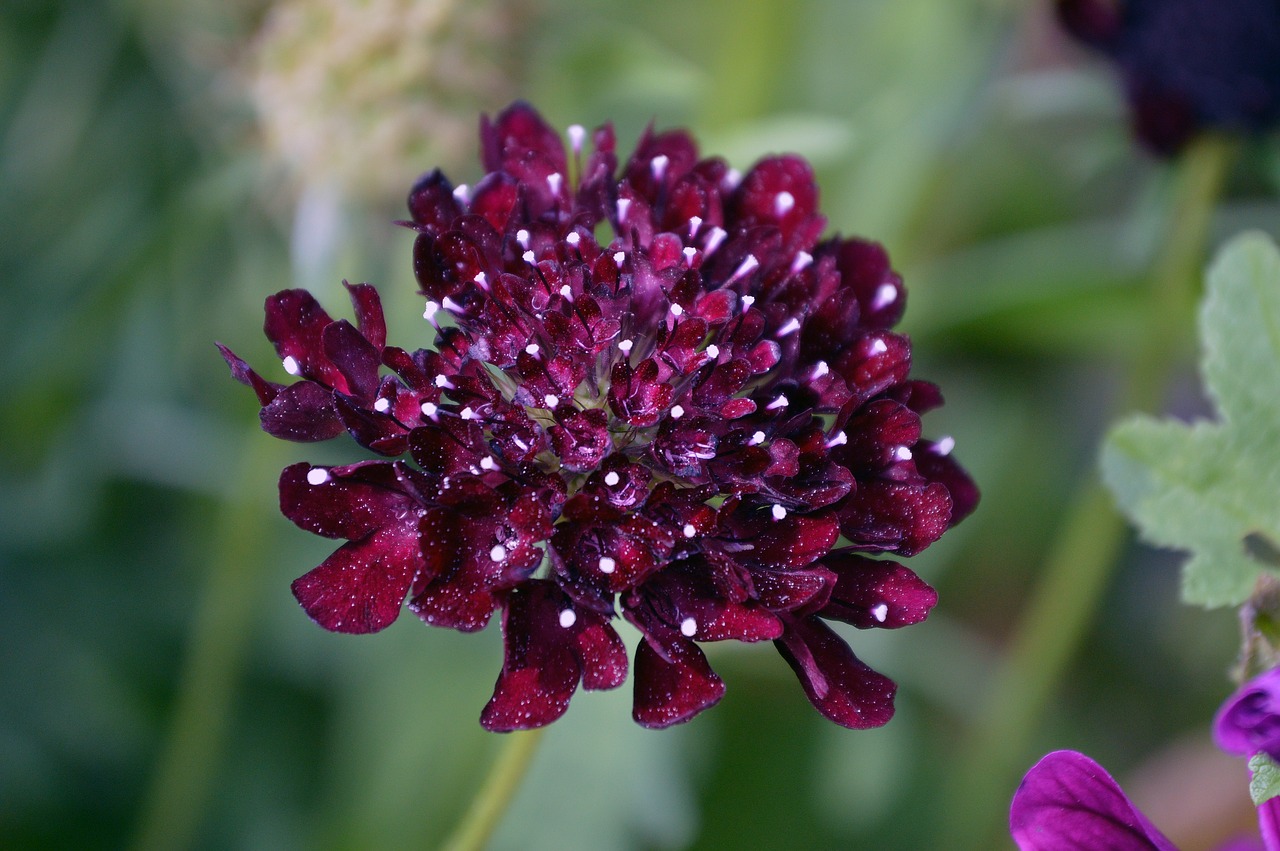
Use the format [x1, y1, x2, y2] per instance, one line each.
[221, 102, 978, 731]
[1217, 667, 1280, 762]
[1057, 0, 1280, 155]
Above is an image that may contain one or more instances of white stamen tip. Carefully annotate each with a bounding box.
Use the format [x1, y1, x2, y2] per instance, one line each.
[374, 397, 391, 412]
[724, 168, 742, 189]
[790, 251, 813, 275]
[750, 431, 766, 446]
[683, 523, 697, 538]
[460, 406, 474, 421]
[441, 296, 462, 313]
[680, 617, 698, 637]
[434, 374, 450, 388]
[688, 216, 703, 237]
[480, 456, 496, 471]
[282, 356, 300, 376]
[423, 301, 440, 321]
[559, 284, 572, 298]
[670, 303, 684, 316]
[566, 231, 581, 246]
[559, 608, 577, 628]
[870, 338, 889, 355]
[516, 229, 531, 248]
[683, 246, 697, 267]
[740, 295, 756, 309]
[547, 173, 563, 194]
[771, 504, 787, 521]
[705, 345, 720, 360]
[613, 251, 626, 267]
[670, 405, 685, 419]
[893, 446, 913, 461]
[567, 124, 586, 152]
[704, 226, 727, 256]
[766, 394, 789, 411]
[306, 468, 330, 486]
[650, 155, 669, 180]
[871, 603, 889, 623]
[421, 401, 438, 417]
[604, 472, 620, 486]
[933, 435, 955, 456]
[598, 556, 616, 574]
[616, 198, 631, 222]
[473, 271, 488, 287]
[452, 183, 470, 203]
[513, 436, 528, 451]
[777, 317, 801, 337]
[525, 343, 540, 355]
[813, 360, 830, 378]
[775, 191, 795, 215]
[872, 283, 898, 311]
[618, 338, 633, 353]
[826, 430, 847, 448]
[522, 250, 536, 264]
[544, 394, 559, 408]
[489, 545, 507, 562]
[731, 255, 760, 282]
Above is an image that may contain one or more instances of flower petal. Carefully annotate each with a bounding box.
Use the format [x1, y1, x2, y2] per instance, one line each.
[774, 615, 896, 728]
[1215, 668, 1280, 761]
[632, 637, 725, 728]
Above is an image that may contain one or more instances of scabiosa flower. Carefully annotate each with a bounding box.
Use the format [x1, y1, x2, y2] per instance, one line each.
[220, 102, 978, 731]
[1056, 0, 1280, 155]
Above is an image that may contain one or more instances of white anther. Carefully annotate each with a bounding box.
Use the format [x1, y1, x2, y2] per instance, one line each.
[566, 231, 581, 246]
[869, 338, 888, 355]
[670, 405, 685, 419]
[522, 250, 536, 264]
[680, 617, 698, 637]
[749, 431, 766, 446]
[740, 295, 756, 309]
[489, 545, 507, 562]
[617, 198, 631, 222]
[604, 471, 621, 486]
[729, 255, 759, 283]
[724, 168, 742, 189]
[460, 407, 474, 420]
[813, 360, 829, 378]
[825, 430, 848, 448]
[452, 183, 470, 203]
[567, 124, 586, 153]
[933, 435, 955, 456]
[423, 300, 440, 322]
[618, 339, 633, 353]
[282, 356, 300, 376]
[547, 173, 563, 195]
[704, 226, 727, 256]
[871, 283, 898, 311]
[683, 523, 697, 538]
[613, 250, 626, 267]
[516, 229, 531, 249]
[790, 251, 813, 275]
[306, 468, 330, 486]
[434, 374, 450, 388]
[771, 504, 787, 521]
[559, 608, 577, 628]
[777, 317, 801, 337]
[650, 155, 669, 180]
[421, 401, 438, 418]
[525, 343, 540, 356]
[544, 394, 559, 408]
[441, 296, 462, 313]
[683, 246, 697, 267]
[775, 191, 795, 215]
[559, 284, 572, 298]
[705, 345, 720, 360]
[473, 272, 488, 288]
[871, 603, 889, 623]
[374, 397, 391, 413]
[670, 302, 684, 317]
[513, 436, 529, 451]
[688, 216, 703, 237]
[893, 446, 913, 462]
[766, 394, 789, 411]
[480, 456, 497, 471]
[598, 556, 616, 574]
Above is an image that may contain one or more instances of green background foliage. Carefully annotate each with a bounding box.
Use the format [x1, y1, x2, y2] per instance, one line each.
[3, 0, 1279, 849]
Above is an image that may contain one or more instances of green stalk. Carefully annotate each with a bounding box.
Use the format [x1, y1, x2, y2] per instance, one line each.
[935, 135, 1235, 850]
[438, 728, 547, 851]
[130, 434, 278, 851]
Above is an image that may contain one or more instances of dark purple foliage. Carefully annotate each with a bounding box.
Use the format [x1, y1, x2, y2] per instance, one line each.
[1057, 0, 1280, 155]
[221, 102, 978, 731]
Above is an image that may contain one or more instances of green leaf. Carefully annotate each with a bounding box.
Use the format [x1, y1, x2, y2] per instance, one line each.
[1101, 232, 1280, 607]
[1249, 752, 1280, 805]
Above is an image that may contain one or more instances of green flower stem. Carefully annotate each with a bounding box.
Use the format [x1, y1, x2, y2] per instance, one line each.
[439, 728, 547, 851]
[936, 135, 1235, 850]
[130, 434, 279, 851]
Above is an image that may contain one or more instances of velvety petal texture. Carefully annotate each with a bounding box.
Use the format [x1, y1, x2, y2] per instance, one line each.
[1010, 751, 1178, 851]
[223, 101, 976, 730]
[1216, 667, 1280, 761]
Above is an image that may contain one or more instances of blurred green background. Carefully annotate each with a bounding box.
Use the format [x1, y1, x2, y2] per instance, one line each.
[5, 0, 1280, 849]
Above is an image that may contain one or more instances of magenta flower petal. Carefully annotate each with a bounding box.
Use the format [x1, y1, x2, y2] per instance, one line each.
[1010, 750, 1177, 851]
[1215, 668, 1280, 761]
